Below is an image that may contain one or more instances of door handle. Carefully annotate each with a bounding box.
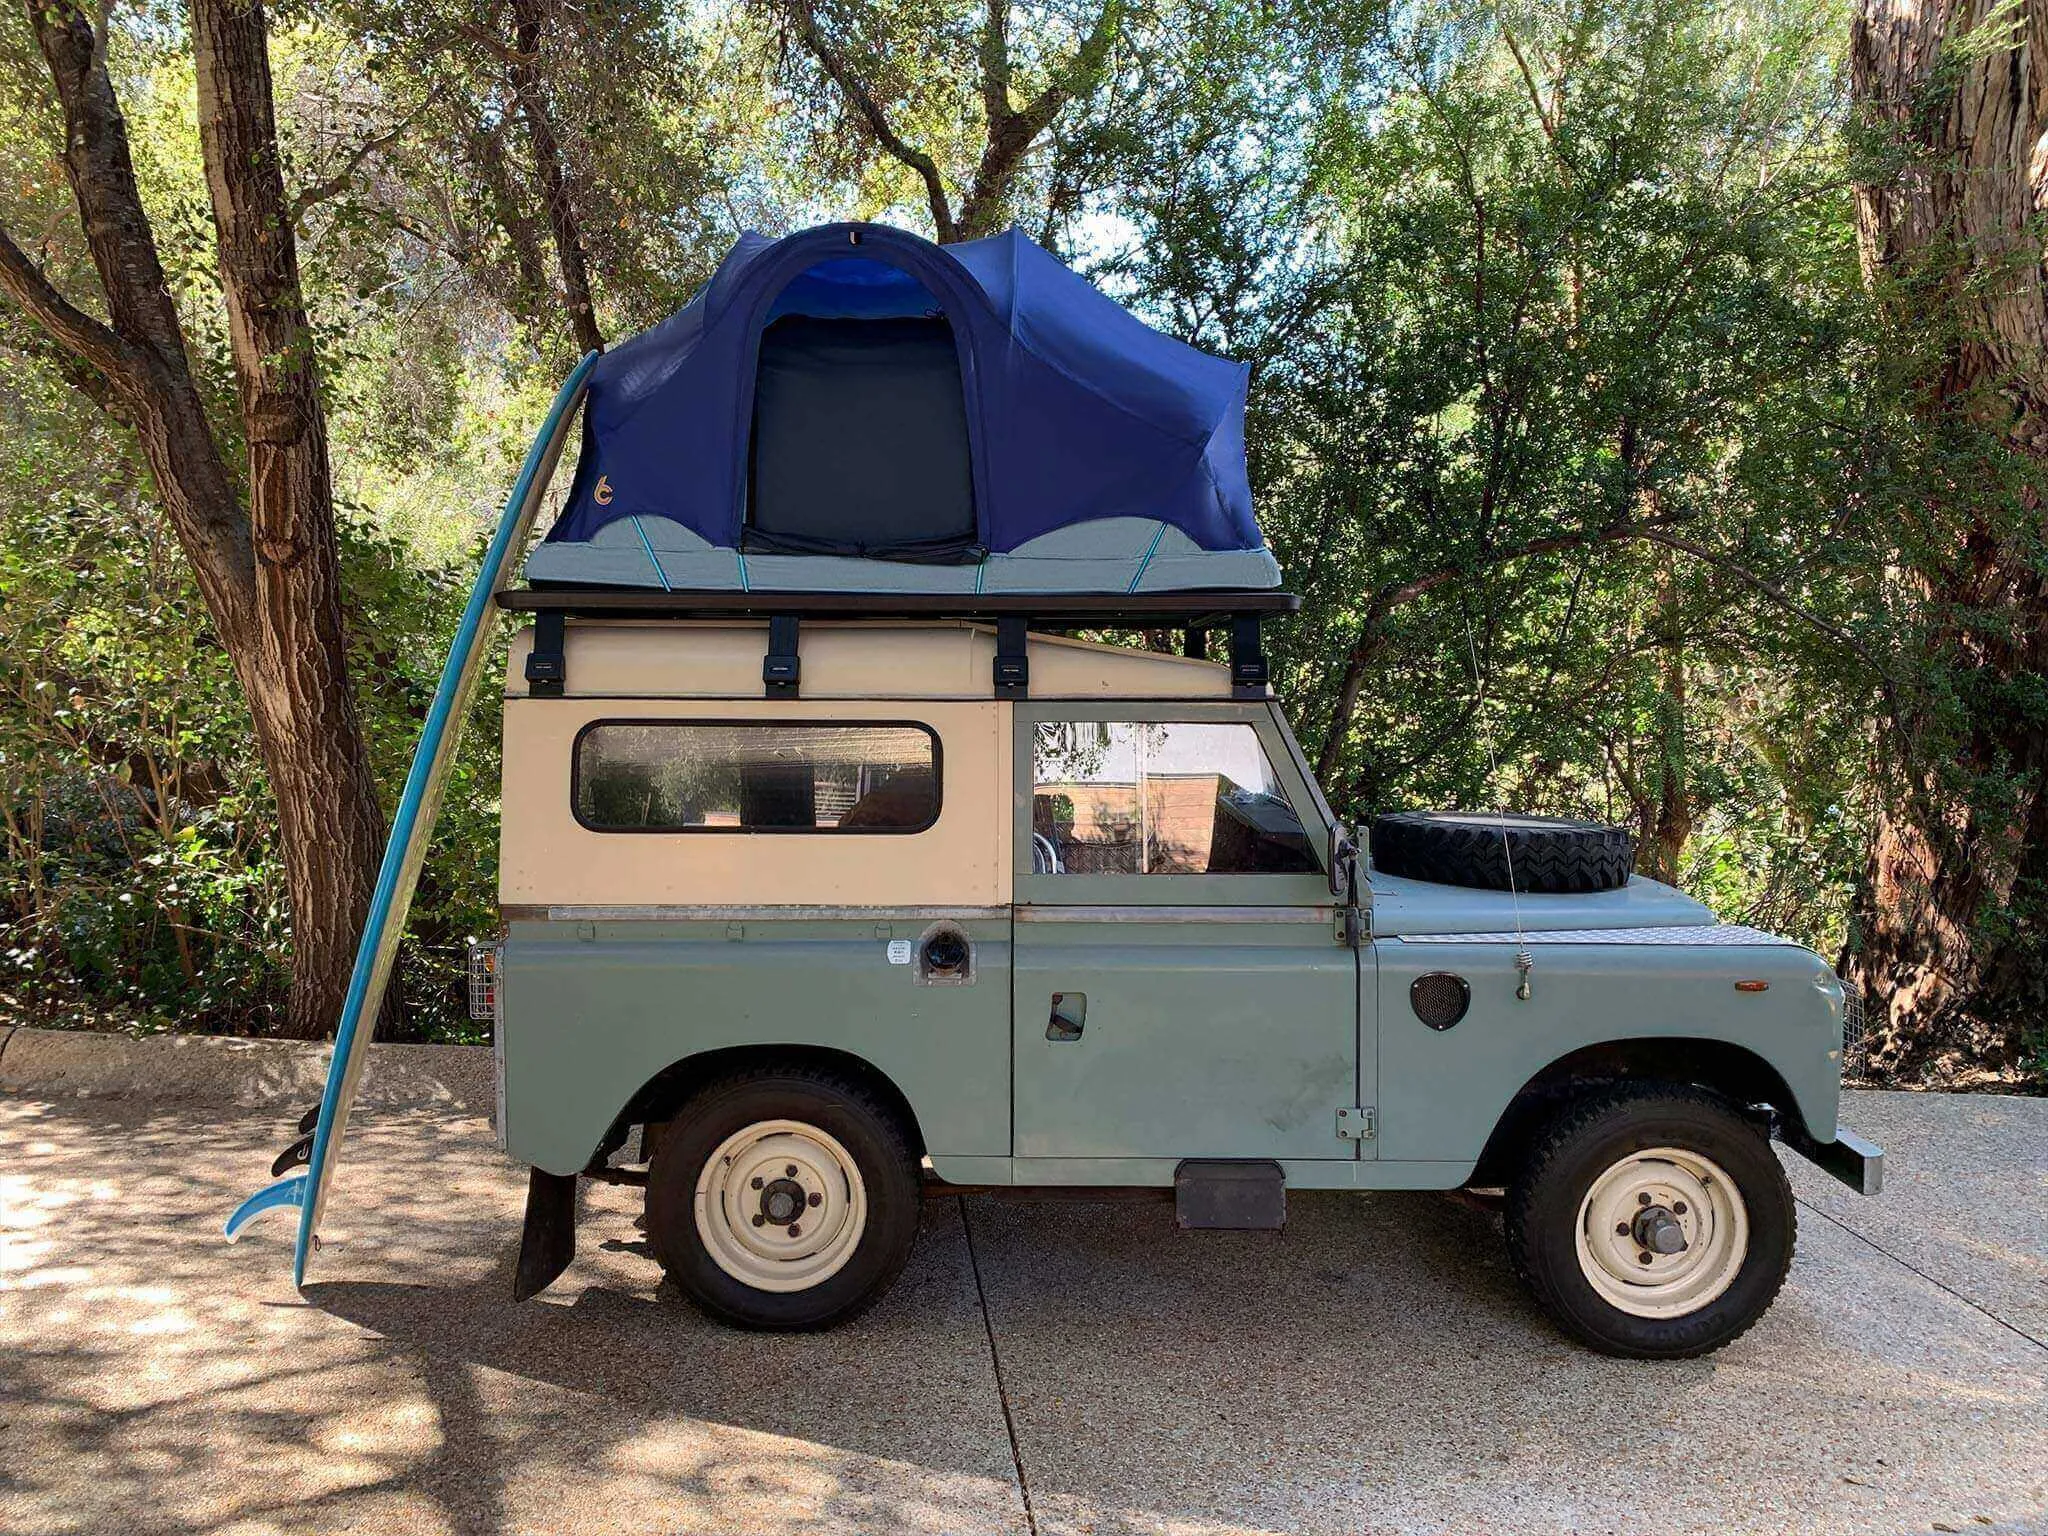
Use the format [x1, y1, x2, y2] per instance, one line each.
[1046, 992, 1086, 1042]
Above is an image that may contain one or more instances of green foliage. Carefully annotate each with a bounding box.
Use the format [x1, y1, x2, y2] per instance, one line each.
[0, 349, 505, 1040]
[0, 0, 2036, 1084]
[1086, 0, 1880, 957]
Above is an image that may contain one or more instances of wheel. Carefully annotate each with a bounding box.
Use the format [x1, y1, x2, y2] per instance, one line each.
[1371, 811, 1635, 893]
[1505, 1085, 1795, 1358]
[645, 1067, 921, 1330]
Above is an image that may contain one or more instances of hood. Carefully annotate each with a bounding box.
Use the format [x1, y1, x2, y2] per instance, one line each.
[1366, 872, 1715, 938]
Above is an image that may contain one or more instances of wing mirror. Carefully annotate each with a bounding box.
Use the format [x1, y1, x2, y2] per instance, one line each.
[1328, 821, 1360, 902]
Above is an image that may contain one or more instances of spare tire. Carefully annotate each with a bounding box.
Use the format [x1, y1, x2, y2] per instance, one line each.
[1371, 811, 1635, 894]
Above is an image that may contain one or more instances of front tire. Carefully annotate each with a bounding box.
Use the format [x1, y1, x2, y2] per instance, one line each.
[646, 1067, 921, 1330]
[1505, 1085, 1795, 1358]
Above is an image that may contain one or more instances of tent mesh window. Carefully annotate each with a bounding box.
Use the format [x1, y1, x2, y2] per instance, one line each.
[744, 312, 979, 563]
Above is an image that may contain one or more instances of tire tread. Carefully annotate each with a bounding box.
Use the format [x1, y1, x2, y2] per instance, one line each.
[1373, 811, 1634, 893]
[1504, 1082, 1795, 1358]
[646, 1061, 920, 1331]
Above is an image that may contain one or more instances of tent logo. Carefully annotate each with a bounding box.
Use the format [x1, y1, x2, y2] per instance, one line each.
[593, 475, 614, 506]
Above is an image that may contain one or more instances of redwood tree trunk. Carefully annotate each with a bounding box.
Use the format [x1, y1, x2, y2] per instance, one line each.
[1849, 0, 2048, 1071]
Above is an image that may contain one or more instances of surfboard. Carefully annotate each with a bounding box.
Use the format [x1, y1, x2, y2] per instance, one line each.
[225, 354, 598, 1283]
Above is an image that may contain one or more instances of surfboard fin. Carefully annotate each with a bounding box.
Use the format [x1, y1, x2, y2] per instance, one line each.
[224, 1173, 307, 1243]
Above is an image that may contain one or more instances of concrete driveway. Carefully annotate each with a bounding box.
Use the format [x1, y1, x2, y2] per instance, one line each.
[2, 1088, 2043, 1536]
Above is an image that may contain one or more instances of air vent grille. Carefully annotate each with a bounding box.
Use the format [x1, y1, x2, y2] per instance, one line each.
[1410, 971, 1471, 1030]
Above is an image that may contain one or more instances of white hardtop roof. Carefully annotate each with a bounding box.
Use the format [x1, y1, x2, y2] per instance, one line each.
[505, 618, 1236, 700]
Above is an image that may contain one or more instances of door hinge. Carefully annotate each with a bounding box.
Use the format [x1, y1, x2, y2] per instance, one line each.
[1336, 1106, 1376, 1141]
[1333, 905, 1363, 947]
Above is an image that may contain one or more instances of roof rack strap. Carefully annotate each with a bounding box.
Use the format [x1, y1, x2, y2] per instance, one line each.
[764, 615, 801, 697]
[994, 616, 1030, 698]
[525, 610, 567, 697]
[1229, 614, 1268, 700]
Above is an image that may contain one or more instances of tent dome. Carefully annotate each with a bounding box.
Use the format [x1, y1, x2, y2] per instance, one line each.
[529, 221, 1279, 593]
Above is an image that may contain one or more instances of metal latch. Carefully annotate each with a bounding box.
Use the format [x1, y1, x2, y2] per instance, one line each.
[1336, 1106, 1376, 1141]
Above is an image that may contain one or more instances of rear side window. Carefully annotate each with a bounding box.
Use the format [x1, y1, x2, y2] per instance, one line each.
[574, 721, 940, 833]
[1031, 721, 1318, 875]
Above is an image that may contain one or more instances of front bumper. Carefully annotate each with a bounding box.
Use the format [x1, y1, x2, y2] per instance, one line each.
[1780, 1123, 1884, 1196]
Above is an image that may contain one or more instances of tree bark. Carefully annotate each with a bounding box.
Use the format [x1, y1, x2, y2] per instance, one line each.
[1643, 555, 1691, 884]
[0, 0, 387, 1040]
[507, 0, 604, 354]
[192, 0, 389, 1039]
[1849, 0, 2048, 1071]
[470, 113, 557, 340]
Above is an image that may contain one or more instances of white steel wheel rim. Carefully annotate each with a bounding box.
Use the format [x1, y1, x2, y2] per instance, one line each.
[693, 1119, 869, 1293]
[1574, 1147, 1749, 1319]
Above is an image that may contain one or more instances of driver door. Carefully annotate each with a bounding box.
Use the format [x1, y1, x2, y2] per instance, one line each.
[1009, 703, 1364, 1165]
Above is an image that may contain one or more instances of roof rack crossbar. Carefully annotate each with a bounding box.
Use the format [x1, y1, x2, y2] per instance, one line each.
[499, 586, 1291, 702]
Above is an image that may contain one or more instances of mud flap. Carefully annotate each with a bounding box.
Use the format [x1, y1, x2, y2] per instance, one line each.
[514, 1169, 579, 1301]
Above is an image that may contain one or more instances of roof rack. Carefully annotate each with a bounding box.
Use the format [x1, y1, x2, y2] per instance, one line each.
[496, 585, 1298, 701]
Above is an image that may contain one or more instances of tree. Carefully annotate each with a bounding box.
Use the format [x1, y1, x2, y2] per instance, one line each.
[762, 0, 1126, 242]
[0, 0, 384, 1039]
[1088, 0, 1883, 967]
[472, 0, 606, 354]
[1847, 0, 2048, 1072]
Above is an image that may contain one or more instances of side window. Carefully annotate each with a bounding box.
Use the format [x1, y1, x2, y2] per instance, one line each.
[1031, 721, 1318, 875]
[575, 721, 939, 832]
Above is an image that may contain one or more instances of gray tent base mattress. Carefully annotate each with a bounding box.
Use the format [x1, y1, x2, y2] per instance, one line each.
[525, 515, 1282, 594]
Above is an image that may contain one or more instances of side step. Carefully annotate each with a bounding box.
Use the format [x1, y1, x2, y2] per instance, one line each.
[1174, 1159, 1286, 1231]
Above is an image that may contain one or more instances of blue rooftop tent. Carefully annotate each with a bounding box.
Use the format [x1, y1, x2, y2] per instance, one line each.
[529, 221, 1280, 593]
[223, 222, 1286, 1281]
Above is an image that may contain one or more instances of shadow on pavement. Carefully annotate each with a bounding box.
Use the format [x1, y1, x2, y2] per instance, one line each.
[7, 1093, 2048, 1536]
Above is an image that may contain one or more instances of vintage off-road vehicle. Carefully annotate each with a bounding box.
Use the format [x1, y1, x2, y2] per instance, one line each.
[226, 221, 1878, 1359]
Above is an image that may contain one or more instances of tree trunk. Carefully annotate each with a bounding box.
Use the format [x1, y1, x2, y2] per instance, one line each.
[1849, 0, 2048, 1072]
[508, 0, 604, 355]
[1643, 556, 1691, 884]
[0, 0, 387, 1040]
[192, 0, 390, 1039]
[470, 113, 558, 345]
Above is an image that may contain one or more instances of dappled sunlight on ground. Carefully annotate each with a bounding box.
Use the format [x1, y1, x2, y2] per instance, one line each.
[0, 1098, 1024, 1536]
[2, 1091, 2046, 1535]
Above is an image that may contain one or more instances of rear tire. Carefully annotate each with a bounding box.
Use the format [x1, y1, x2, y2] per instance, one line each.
[1505, 1085, 1794, 1358]
[646, 1066, 921, 1330]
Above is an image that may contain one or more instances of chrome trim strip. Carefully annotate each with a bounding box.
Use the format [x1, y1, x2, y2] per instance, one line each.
[1015, 904, 1334, 924]
[532, 903, 1011, 922]
[1396, 924, 1799, 946]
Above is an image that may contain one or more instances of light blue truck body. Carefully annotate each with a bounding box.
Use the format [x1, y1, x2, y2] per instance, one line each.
[496, 695, 1852, 1192]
